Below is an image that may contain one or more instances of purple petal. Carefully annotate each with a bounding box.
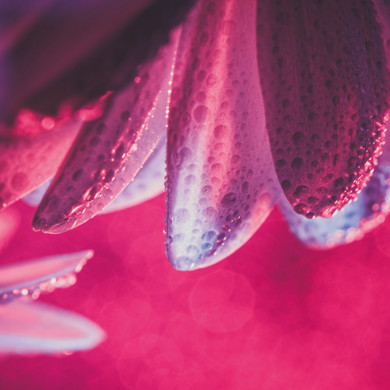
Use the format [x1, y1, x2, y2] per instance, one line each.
[32, 33, 178, 233]
[165, 0, 280, 270]
[257, 0, 389, 218]
[0, 300, 105, 354]
[0, 250, 93, 302]
[22, 180, 51, 208]
[281, 122, 390, 248]
[0, 119, 81, 209]
[102, 135, 166, 213]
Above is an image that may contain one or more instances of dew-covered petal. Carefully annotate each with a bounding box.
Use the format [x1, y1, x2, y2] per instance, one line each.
[32, 33, 178, 233]
[24, 138, 166, 212]
[0, 250, 93, 302]
[280, 121, 390, 248]
[0, 300, 105, 354]
[257, 0, 389, 218]
[0, 119, 81, 209]
[102, 135, 166, 213]
[1, 0, 195, 124]
[165, 0, 280, 270]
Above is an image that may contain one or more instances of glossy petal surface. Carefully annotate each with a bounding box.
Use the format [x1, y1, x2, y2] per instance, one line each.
[0, 250, 93, 302]
[0, 300, 105, 354]
[102, 135, 166, 213]
[257, 0, 389, 218]
[0, 119, 81, 209]
[280, 118, 390, 248]
[166, 0, 280, 270]
[33, 34, 178, 233]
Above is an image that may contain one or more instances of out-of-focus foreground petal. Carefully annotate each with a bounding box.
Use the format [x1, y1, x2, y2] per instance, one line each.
[0, 300, 105, 354]
[0, 250, 93, 302]
[0, 119, 81, 209]
[257, 0, 389, 218]
[1, 0, 195, 124]
[166, 0, 280, 270]
[32, 32, 178, 233]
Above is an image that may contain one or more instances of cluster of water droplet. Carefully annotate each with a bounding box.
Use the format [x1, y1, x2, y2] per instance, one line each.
[257, 0, 389, 218]
[165, 0, 277, 269]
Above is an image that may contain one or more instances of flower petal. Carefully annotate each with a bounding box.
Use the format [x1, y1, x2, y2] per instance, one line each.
[1, 0, 195, 124]
[0, 119, 81, 209]
[24, 134, 166, 212]
[280, 121, 390, 248]
[0, 300, 105, 354]
[165, 0, 280, 270]
[0, 250, 93, 302]
[32, 34, 178, 233]
[102, 135, 166, 213]
[22, 180, 50, 208]
[257, 0, 389, 218]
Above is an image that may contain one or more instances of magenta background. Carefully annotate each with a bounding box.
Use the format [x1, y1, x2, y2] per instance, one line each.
[0, 195, 389, 389]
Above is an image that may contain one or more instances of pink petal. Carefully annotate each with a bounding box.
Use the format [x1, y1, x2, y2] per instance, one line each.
[0, 250, 93, 302]
[102, 135, 166, 213]
[0, 119, 81, 209]
[22, 180, 50, 208]
[32, 33, 178, 233]
[280, 122, 390, 248]
[1, 0, 195, 124]
[257, 0, 389, 218]
[0, 300, 105, 354]
[165, 0, 280, 270]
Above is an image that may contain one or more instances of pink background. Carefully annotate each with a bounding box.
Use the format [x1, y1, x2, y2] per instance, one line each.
[0, 195, 389, 389]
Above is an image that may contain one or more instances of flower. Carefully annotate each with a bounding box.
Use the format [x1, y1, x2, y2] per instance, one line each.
[1, 0, 390, 271]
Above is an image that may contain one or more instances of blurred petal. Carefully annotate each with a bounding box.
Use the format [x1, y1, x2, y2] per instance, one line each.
[280, 124, 390, 248]
[0, 119, 81, 209]
[166, 0, 280, 270]
[0, 300, 105, 354]
[32, 33, 178, 233]
[102, 135, 166, 213]
[0, 250, 93, 302]
[257, 0, 389, 218]
[1, 0, 195, 124]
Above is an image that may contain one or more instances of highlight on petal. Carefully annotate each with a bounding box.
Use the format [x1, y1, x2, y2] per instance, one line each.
[257, 0, 389, 218]
[280, 124, 390, 248]
[0, 250, 93, 303]
[32, 31, 179, 233]
[0, 300, 105, 354]
[102, 135, 166, 213]
[165, 0, 280, 270]
[0, 118, 81, 210]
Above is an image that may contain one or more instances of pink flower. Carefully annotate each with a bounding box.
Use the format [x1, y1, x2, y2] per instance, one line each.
[2, 0, 390, 271]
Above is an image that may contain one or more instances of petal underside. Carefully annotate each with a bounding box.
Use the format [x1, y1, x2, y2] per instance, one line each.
[257, 0, 389, 218]
[32, 34, 177, 233]
[102, 134, 166, 213]
[0, 300, 105, 354]
[280, 120, 390, 248]
[166, 0, 280, 270]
